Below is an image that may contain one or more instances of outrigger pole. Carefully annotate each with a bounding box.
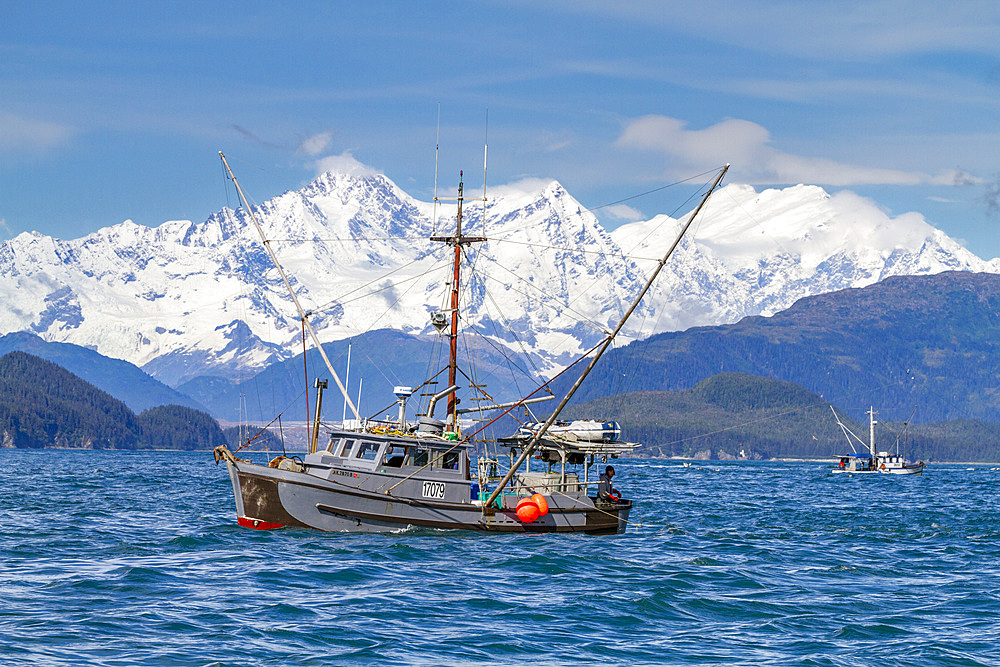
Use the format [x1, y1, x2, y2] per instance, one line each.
[483, 164, 730, 508]
[219, 152, 361, 421]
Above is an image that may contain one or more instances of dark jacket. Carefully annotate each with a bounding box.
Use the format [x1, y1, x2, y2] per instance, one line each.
[598, 472, 615, 499]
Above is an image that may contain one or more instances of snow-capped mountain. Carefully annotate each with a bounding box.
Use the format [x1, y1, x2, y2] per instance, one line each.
[1, 172, 996, 386]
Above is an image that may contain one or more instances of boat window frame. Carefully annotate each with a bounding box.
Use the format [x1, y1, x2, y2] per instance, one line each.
[354, 440, 381, 462]
[426, 447, 464, 475]
[333, 438, 356, 458]
[383, 444, 410, 468]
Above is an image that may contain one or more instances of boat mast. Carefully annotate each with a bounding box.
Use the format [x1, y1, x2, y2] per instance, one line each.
[431, 171, 486, 431]
[448, 176, 463, 425]
[484, 164, 730, 508]
[868, 407, 877, 458]
[219, 152, 361, 421]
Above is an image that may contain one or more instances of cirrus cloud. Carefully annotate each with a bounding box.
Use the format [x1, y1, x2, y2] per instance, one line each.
[0, 113, 74, 153]
[616, 115, 978, 187]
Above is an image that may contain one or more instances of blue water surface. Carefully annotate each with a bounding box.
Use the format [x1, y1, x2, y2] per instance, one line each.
[1, 451, 998, 666]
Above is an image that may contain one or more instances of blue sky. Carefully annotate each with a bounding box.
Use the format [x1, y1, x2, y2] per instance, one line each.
[3, 1, 1000, 256]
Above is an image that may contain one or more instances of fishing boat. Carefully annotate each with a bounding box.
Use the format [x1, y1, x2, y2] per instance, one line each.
[213, 152, 729, 533]
[831, 406, 926, 475]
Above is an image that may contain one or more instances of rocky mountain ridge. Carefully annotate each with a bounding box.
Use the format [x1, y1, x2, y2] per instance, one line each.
[1, 169, 995, 386]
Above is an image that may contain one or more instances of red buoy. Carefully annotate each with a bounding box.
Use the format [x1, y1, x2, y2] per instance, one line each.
[530, 493, 549, 516]
[516, 497, 540, 523]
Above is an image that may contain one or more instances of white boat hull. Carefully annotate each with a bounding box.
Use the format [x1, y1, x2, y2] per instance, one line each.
[831, 461, 925, 475]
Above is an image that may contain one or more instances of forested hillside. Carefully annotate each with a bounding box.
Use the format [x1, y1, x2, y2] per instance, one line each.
[562, 373, 1000, 462]
[0, 352, 226, 450]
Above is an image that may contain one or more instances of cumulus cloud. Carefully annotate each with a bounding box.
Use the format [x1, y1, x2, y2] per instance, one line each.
[297, 130, 334, 156]
[616, 114, 979, 188]
[313, 150, 380, 177]
[0, 113, 74, 153]
[0, 217, 9, 239]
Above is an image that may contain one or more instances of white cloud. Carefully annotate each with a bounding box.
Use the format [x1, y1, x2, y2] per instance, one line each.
[0, 217, 9, 238]
[616, 115, 979, 187]
[490, 177, 558, 201]
[0, 113, 74, 153]
[603, 204, 645, 222]
[313, 151, 380, 177]
[297, 130, 334, 156]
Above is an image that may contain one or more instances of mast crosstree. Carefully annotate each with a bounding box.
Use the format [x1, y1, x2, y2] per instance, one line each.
[429, 171, 486, 431]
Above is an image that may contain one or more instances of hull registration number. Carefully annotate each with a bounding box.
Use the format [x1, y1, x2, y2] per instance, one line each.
[422, 481, 446, 499]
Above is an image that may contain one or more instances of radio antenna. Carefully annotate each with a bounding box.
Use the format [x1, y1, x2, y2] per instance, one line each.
[432, 103, 441, 235]
[482, 109, 488, 235]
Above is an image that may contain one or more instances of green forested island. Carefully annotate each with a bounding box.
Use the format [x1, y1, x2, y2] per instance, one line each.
[4, 349, 999, 460]
[0, 351, 226, 450]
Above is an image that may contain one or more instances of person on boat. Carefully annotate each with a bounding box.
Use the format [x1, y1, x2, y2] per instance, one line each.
[598, 465, 620, 502]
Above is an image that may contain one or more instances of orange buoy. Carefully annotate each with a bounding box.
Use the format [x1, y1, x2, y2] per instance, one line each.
[516, 497, 540, 523]
[530, 493, 549, 516]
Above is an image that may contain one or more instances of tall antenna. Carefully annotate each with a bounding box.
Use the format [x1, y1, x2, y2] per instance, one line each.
[482, 109, 489, 236]
[432, 103, 441, 235]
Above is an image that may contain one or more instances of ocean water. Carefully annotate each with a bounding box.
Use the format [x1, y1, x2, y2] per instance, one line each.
[1, 451, 998, 666]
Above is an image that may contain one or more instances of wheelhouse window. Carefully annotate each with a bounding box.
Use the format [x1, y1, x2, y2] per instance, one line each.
[425, 448, 460, 471]
[412, 448, 428, 467]
[355, 441, 380, 461]
[383, 445, 409, 467]
[335, 439, 356, 457]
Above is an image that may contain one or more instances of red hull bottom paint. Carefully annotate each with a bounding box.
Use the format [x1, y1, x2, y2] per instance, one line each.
[237, 516, 285, 530]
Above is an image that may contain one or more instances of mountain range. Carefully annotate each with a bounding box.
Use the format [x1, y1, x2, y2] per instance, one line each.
[558, 271, 1000, 424]
[2, 167, 996, 392]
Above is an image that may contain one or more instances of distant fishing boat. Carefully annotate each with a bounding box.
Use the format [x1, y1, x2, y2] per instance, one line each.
[831, 406, 926, 475]
[213, 151, 729, 533]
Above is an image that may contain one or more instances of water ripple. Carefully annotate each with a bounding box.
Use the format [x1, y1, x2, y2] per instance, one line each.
[3, 451, 1000, 664]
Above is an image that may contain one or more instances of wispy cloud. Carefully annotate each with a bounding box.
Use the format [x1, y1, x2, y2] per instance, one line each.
[0, 113, 74, 153]
[604, 204, 644, 222]
[616, 115, 979, 187]
[231, 125, 284, 150]
[555, 1, 1000, 60]
[297, 130, 334, 156]
[983, 177, 1000, 217]
[490, 177, 558, 201]
[313, 151, 380, 177]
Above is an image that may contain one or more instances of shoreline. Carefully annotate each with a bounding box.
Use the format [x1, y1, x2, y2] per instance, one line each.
[6, 449, 1000, 464]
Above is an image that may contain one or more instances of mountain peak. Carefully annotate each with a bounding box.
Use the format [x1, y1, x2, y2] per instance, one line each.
[2, 171, 997, 386]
